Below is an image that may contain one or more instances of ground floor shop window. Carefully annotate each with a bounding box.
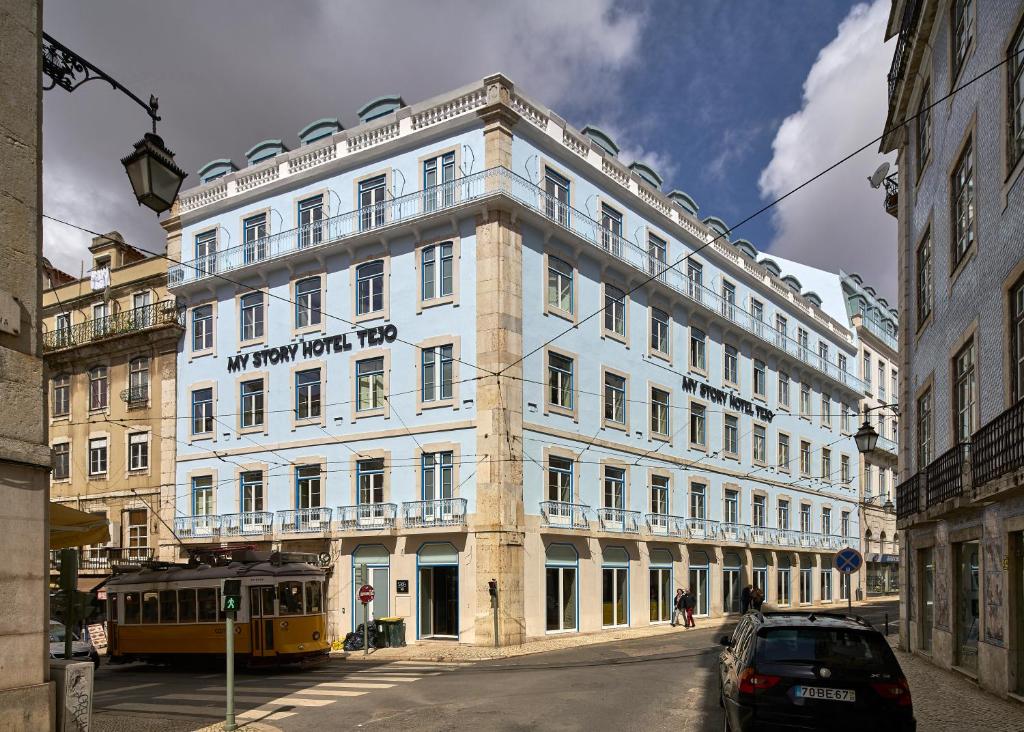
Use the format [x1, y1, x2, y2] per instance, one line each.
[649, 549, 673, 624]
[689, 550, 710, 616]
[752, 553, 768, 605]
[867, 561, 899, 595]
[799, 567, 813, 604]
[955, 541, 979, 672]
[820, 570, 832, 602]
[723, 552, 742, 614]
[545, 544, 578, 633]
[840, 572, 850, 602]
[602, 546, 629, 628]
[919, 547, 934, 653]
[353, 545, 389, 631]
[777, 561, 791, 607]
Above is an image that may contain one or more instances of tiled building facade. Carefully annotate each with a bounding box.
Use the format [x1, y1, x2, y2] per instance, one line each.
[886, 0, 1024, 700]
[164, 75, 870, 646]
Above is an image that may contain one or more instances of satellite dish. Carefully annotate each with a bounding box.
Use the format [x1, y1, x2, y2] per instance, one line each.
[868, 162, 890, 189]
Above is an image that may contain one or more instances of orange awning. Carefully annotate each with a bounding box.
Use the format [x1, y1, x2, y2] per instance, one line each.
[49, 502, 110, 550]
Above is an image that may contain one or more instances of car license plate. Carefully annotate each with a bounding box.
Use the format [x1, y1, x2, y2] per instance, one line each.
[793, 686, 856, 702]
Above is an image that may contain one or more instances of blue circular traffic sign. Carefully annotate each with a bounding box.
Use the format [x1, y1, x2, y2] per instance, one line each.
[834, 547, 863, 574]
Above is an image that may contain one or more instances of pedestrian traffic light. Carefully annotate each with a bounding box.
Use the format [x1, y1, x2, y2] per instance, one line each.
[221, 579, 242, 612]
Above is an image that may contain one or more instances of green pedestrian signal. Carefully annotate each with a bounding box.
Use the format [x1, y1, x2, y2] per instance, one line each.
[224, 596, 239, 611]
[221, 579, 242, 612]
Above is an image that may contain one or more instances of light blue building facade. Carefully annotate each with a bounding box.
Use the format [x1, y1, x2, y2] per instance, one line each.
[165, 75, 865, 645]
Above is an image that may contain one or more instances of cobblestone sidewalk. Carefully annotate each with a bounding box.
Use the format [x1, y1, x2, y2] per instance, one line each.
[888, 639, 1024, 731]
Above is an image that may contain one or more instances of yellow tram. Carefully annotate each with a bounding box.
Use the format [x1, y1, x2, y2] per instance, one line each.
[106, 551, 330, 666]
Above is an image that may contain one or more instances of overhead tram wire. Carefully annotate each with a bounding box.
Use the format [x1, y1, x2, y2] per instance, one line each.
[494, 48, 1024, 382]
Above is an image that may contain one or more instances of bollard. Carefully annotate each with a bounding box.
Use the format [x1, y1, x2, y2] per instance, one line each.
[885, 612, 889, 636]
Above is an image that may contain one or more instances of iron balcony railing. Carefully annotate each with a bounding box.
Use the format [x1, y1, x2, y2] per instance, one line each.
[895, 472, 923, 521]
[49, 546, 154, 573]
[720, 522, 751, 543]
[925, 443, 970, 507]
[119, 385, 149, 408]
[645, 513, 688, 536]
[402, 498, 467, 528]
[541, 500, 592, 530]
[175, 514, 221, 539]
[862, 315, 899, 352]
[972, 398, 1024, 488]
[278, 507, 333, 534]
[43, 300, 183, 352]
[749, 526, 777, 545]
[596, 507, 642, 533]
[170, 166, 864, 393]
[337, 503, 398, 530]
[887, 0, 923, 102]
[220, 511, 274, 536]
[684, 518, 721, 541]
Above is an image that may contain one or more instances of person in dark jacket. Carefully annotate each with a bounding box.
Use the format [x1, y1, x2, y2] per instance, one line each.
[671, 588, 685, 627]
[741, 584, 753, 613]
[683, 588, 697, 628]
[751, 585, 765, 611]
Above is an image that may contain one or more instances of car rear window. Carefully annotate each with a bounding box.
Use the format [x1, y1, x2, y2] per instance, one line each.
[757, 627, 892, 667]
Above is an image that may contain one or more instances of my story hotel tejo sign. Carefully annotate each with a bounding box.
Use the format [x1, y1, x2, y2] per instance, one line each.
[225, 324, 775, 424]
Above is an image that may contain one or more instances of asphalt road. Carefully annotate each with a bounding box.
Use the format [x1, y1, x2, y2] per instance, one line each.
[92, 600, 899, 732]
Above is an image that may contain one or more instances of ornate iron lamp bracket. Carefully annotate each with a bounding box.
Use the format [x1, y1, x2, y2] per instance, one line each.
[42, 31, 160, 132]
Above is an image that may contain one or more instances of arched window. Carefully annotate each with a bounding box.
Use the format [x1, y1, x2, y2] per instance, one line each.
[88, 365, 108, 410]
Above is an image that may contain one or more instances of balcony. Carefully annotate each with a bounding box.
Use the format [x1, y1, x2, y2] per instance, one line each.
[645, 513, 688, 536]
[541, 501, 592, 530]
[49, 546, 154, 573]
[43, 300, 183, 353]
[719, 522, 751, 543]
[887, 0, 922, 102]
[925, 443, 970, 507]
[862, 315, 899, 352]
[119, 385, 149, 409]
[684, 518, 721, 541]
[220, 512, 274, 537]
[278, 507, 333, 534]
[402, 498, 467, 529]
[596, 507, 642, 533]
[895, 472, 923, 521]
[883, 174, 899, 218]
[175, 514, 221, 539]
[749, 527, 777, 545]
[875, 433, 899, 457]
[972, 398, 1024, 489]
[337, 503, 398, 531]
[169, 167, 864, 394]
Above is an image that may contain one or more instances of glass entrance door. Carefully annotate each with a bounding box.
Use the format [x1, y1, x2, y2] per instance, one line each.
[602, 567, 628, 627]
[920, 547, 934, 653]
[688, 567, 709, 616]
[546, 565, 577, 632]
[956, 541, 980, 672]
[777, 569, 791, 607]
[649, 568, 671, 623]
[419, 566, 458, 638]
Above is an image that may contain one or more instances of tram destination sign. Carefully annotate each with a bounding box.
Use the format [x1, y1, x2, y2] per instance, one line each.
[227, 324, 399, 373]
[680, 374, 775, 423]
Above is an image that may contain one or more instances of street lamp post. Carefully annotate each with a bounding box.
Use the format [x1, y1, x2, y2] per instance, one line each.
[41, 32, 186, 214]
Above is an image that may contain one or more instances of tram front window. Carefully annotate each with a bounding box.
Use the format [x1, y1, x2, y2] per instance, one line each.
[159, 590, 177, 623]
[124, 593, 140, 624]
[178, 588, 197, 623]
[142, 592, 159, 623]
[197, 588, 218, 622]
[279, 581, 304, 615]
[305, 581, 323, 613]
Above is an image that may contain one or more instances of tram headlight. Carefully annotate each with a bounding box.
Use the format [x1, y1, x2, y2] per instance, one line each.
[312, 631, 321, 641]
[280, 620, 289, 630]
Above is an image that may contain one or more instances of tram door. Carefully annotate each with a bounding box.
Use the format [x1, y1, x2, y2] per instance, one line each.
[250, 585, 277, 656]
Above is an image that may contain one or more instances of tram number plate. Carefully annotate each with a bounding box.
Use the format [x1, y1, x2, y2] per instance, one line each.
[794, 686, 856, 702]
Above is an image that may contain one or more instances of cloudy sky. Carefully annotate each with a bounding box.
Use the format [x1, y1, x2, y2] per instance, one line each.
[42, 0, 896, 299]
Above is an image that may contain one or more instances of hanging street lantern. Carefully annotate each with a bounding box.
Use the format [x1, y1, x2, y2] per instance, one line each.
[854, 420, 880, 455]
[121, 131, 187, 214]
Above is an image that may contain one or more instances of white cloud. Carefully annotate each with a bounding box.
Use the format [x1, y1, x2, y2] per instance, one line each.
[757, 0, 897, 300]
[707, 126, 763, 182]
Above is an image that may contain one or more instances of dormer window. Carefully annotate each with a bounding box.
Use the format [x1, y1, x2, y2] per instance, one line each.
[94, 255, 111, 271]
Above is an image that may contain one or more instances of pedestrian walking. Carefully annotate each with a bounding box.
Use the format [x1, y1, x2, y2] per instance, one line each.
[671, 588, 685, 627]
[683, 588, 696, 628]
[741, 584, 753, 614]
[751, 585, 765, 612]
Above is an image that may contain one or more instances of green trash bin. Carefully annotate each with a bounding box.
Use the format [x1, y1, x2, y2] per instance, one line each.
[378, 617, 406, 648]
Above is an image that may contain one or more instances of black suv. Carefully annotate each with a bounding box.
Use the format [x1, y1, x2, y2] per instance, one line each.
[718, 611, 915, 732]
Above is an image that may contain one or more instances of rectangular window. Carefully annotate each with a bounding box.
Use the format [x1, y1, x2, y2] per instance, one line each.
[687, 261, 704, 300]
[356, 357, 385, 412]
[126, 509, 148, 548]
[547, 456, 573, 502]
[878, 362, 887, 400]
[548, 352, 574, 409]
[951, 0, 974, 80]
[356, 260, 385, 315]
[358, 458, 386, 504]
[240, 378, 264, 428]
[1013, 276, 1024, 402]
[753, 359, 766, 398]
[128, 432, 148, 471]
[52, 374, 70, 417]
[295, 276, 322, 328]
[818, 342, 829, 370]
[544, 167, 570, 225]
[650, 308, 669, 355]
[295, 368, 321, 420]
[863, 352, 872, 391]
[195, 230, 217, 274]
[358, 175, 387, 230]
[917, 233, 932, 325]
[240, 292, 264, 341]
[753, 495, 766, 527]
[954, 339, 977, 441]
[602, 466, 624, 510]
[690, 328, 706, 371]
[241, 471, 264, 513]
[800, 383, 811, 417]
[651, 387, 670, 437]
[604, 285, 625, 337]
[822, 507, 832, 535]
[821, 571, 833, 603]
[800, 440, 812, 476]
[917, 388, 933, 467]
[89, 366, 108, 411]
[841, 454, 851, 484]
[192, 476, 213, 515]
[751, 298, 764, 327]
[724, 414, 739, 456]
[53, 442, 70, 480]
[917, 81, 931, 175]
[243, 213, 267, 263]
[753, 425, 766, 463]
[775, 314, 788, 347]
[88, 437, 107, 476]
[841, 511, 850, 537]
[821, 394, 832, 427]
[648, 233, 667, 277]
[724, 344, 738, 384]
[797, 328, 810, 360]
[690, 403, 707, 447]
[951, 138, 975, 268]
[721, 281, 736, 320]
[724, 489, 739, 524]
[191, 387, 213, 435]
[421, 344, 454, 403]
[421, 242, 454, 301]
[650, 475, 669, 515]
[778, 372, 790, 409]
[778, 434, 791, 472]
[821, 448, 832, 481]
[296, 465, 322, 508]
[690, 482, 706, 519]
[1011, 22, 1024, 170]
[297, 194, 324, 248]
[865, 464, 875, 497]
[192, 305, 213, 352]
[421, 452, 453, 501]
[423, 152, 456, 211]
[601, 203, 623, 254]
[800, 504, 812, 533]
[778, 499, 790, 530]
[838, 353, 848, 374]
[604, 372, 626, 425]
[891, 371, 898, 403]
[547, 256, 573, 314]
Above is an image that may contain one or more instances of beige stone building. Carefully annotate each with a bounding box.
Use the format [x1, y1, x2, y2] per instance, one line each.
[43, 232, 182, 588]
